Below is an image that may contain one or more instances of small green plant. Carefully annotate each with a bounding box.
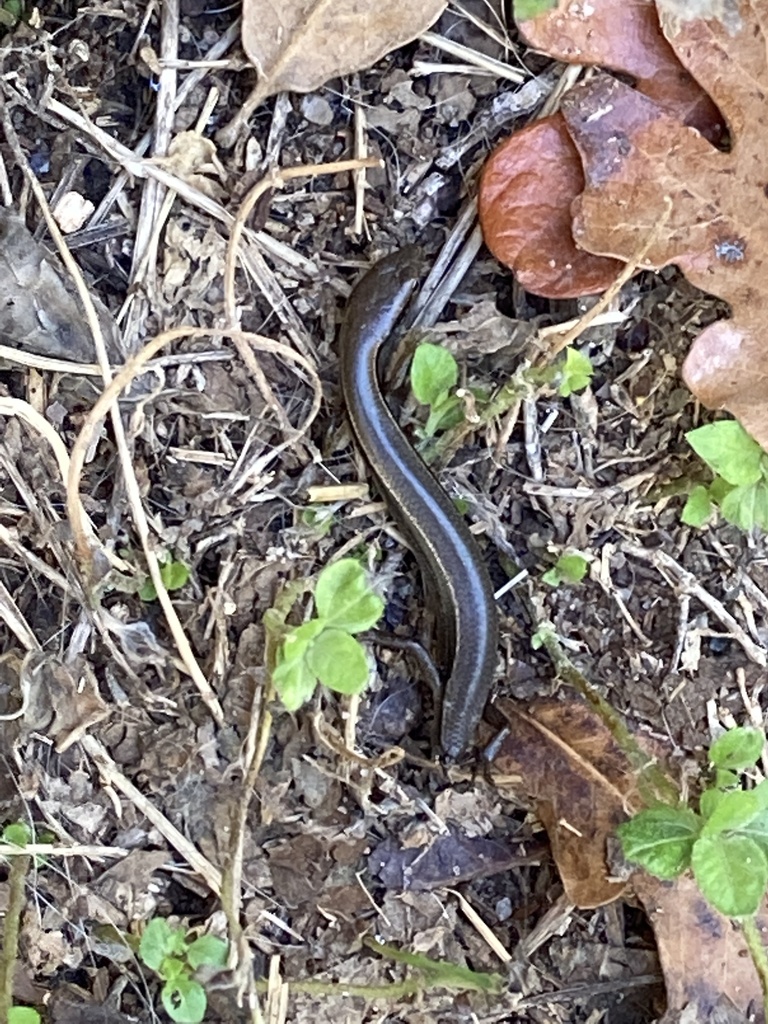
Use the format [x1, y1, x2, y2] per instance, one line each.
[0, 823, 41, 1024]
[0, 0, 22, 29]
[2, 822, 32, 848]
[618, 726, 768, 1012]
[682, 420, 768, 531]
[410, 343, 465, 438]
[530, 625, 553, 651]
[139, 918, 228, 1024]
[8, 1008, 40, 1024]
[542, 552, 589, 587]
[271, 559, 384, 712]
[139, 553, 191, 602]
[524, 347, 593, 398]
[514, 0, 558, 19]
[555, 347, 594, 397]
[619, 726, 768, 912]
[299, 506, 335, 537]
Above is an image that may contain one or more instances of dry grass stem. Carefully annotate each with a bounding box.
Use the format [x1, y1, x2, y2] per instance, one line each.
[624, 543, 768, 668]
[80, 735, 223, 894]
[420, 30, 526, 83]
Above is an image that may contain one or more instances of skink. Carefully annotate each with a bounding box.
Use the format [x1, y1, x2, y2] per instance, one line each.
[339, 247, 498, 758]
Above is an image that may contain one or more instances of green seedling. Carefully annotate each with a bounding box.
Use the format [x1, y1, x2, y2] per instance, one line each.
[0, 823, 42, 1024]
[682, 420, 768, 531]
[0, 0, 22, 28]
[139, 553, 191, 602]
[514, 0, 558, 19]
[542, 552, 589, 587]
[618, 725, 768, 1014]
[271, 559, 384, 712]
[2, 821, 54, 869]
[299, 506, 335, 537]
[410, 343, 465, 438]
[524, 347, 594, 398]
[2, 822, 32, 848]
[530, 625, 554, 651]
[8, 1009, 40, 1024]
[139, 918, 228, 1024]
[618, 726, 768, 912]
[555, 347, 594, 397]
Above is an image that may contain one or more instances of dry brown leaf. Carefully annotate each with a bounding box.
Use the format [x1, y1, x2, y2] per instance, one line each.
[493, 697, 639, 908]
[241, 0, 446, 103]
[153, 131, 227, 201]
[634, 872, 766, 1018]
[560, 1, 768, 445]
[20, 651, 109, 753]
[518, 0, 722, 137]
[0, 210, 121, 363]
[478, 115, 625, 298]
[479, 0, 723, 299]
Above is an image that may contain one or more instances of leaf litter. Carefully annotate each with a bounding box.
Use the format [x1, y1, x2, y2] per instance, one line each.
[564, 0, 768, 448]
[481, 0, 768, 453]
[1, 1, 768, 1023]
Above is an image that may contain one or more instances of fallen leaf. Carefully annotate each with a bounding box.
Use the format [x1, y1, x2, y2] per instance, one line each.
[492, 697, 639, 908]
[153, 131, 226, 201]
[493, 696, 765, 1015]
[518, 0, 723, 136]
[267, 833, 331, 907]
[478, 115, 625, 298]
[479, 0, 723, 299]
[48, 986, 140, 1024]
[92, 850, 169, 922]
[0, 210, 121, 363]
[560, 0, 768, 445]
[634, 871, 766, 1019]
[241, 0, 446, 103]
[20, 651, 109, 753]
[368, 830, 546, 891]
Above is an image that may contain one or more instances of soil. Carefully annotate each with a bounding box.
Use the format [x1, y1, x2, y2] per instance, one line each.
[0, 2, 764, 1024]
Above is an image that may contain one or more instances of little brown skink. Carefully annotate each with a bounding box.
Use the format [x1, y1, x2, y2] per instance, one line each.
[339, 247, 498, 758]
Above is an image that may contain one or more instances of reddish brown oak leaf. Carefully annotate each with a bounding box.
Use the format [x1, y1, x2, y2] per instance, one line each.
[518, 0, 722, 138]
[479, 0, 723, 299]
[561, 0, 768, 446]
[478, 115, 625, 298]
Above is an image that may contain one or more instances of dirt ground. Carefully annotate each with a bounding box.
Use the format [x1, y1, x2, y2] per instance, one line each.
[0, 2, 765, 1023]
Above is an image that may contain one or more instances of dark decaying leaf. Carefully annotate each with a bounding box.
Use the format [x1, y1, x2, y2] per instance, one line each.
[634, 872, 767, 1019]
[491, 698, 639, 908]
[368, 830, 547, 891]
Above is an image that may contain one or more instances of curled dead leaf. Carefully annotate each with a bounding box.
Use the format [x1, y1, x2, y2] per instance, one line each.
[0, 209, 121, 363]
[518, 0, 723, 138]
[478, 115, 624, 298]
[20, 651, 108, 753]
[153, 131, 227, 202]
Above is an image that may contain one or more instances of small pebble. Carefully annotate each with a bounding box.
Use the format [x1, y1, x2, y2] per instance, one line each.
[301, 94, 334, 126]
